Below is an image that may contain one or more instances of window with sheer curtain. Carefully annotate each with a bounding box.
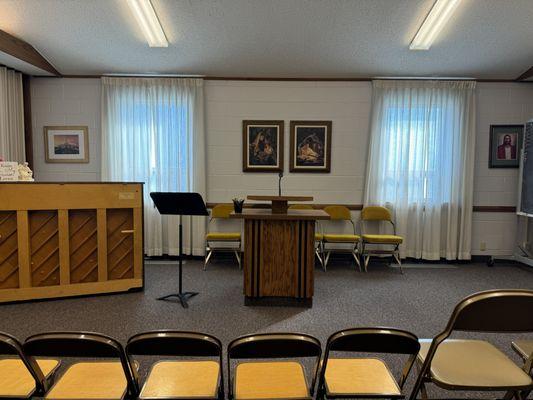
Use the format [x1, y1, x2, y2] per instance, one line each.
[101, 77, 205, 256]
[0, 67, 25, 162]
[365, 80, 476, 260]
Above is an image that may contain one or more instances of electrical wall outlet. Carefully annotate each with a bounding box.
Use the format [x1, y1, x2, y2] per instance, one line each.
[480, 242, 487, 251]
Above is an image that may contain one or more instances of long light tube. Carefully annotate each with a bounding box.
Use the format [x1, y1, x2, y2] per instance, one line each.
[410, 0, 462, 50]
[127, 0, 168, 47]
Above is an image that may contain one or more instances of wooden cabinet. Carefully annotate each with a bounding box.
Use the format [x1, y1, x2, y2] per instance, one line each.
[0, 183, 143, 303]
[232, 208, 329, 307]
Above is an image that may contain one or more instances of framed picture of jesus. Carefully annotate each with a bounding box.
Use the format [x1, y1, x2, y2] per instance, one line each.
[242, 120, 284, 172]
[290, 120, 332, 173]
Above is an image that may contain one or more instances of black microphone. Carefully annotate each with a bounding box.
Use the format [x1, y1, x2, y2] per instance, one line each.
[278, 172, 284, 196]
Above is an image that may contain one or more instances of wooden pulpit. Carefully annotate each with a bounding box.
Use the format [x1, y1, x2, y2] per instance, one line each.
[231, 196, 329, 307]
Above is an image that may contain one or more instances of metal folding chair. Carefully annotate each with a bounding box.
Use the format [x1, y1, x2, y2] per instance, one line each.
[318, 327, 420, 399]
[127, 330, 224, 399]
[410, 290, 533, 400]
[24, 331, 137, 400]
[0, 331, 60, 398]
[227, 332, 322, 400]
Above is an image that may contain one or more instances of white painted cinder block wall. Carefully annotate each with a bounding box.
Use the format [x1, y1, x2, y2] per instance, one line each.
[31, 78, 101, 181]
[30, 78, 533, 257]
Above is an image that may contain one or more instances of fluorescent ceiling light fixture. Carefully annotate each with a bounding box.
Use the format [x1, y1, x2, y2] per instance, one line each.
[410, 0, 462, 50]
[127, 0, 168, 47]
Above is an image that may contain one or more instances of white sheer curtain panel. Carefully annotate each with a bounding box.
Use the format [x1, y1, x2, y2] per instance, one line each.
[365, 80, 476, 260]
[101, 77, 206, 256]
[0, 67, 25, 162]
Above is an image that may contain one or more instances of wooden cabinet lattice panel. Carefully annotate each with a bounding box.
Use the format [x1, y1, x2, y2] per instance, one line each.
[29, 211, 60, 287]
[69, 210, 98, 284]
[0, 212, 19, 289]
[107, 209, 134, 280]
[0, 183, 143, 302]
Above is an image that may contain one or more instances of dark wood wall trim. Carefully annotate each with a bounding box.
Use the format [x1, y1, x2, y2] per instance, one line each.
[207, 203, 517, 213]
[472, 206, 516, 213]
[22, 74, 33, 168]
[34, 75, 533, 83]
[0, 29, 60, 76]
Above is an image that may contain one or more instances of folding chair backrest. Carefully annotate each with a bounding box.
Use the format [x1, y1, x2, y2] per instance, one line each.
[448, 289, 533, 332]
[211, 204, 234, 219]
[24, 332, 138, 395]
[0, 332, 46, 393]
[127, 331, 222, 357]
[361, 206, 392, 222]
[327, 328, 420, 355]
[324, 206, 351, 221]
[228, 333, 322, 395]
[228, 333, 321, 359]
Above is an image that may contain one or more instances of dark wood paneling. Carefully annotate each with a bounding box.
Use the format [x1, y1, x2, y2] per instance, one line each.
[0, 212, 19, 289]
[106, 209, 134, 280]
[472, 206, 517, 213]
[0, 29, 60, 76]
[209, 202, 363, 211]
[212, 203, 518, 213]
[69, 210, 98, 283]
[243, 218, 315, 300]
[29, 211, 60, 287]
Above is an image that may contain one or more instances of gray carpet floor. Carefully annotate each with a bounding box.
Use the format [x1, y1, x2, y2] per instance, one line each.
[1, 257, 532, 399]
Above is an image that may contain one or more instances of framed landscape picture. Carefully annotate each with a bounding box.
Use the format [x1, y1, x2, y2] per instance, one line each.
[242, 120, 284, 172]
[290, 120, 332, 172]
[44, 126, 89, 163]
[489, 124, 524, 168]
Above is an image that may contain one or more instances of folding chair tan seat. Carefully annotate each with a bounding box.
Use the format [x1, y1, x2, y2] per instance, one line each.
[0, 332, 60, 398]
[409, 290, 533, 400]
[127, 330, 224, 399]
[319, 327, 420, 399]
[417, 339, 532, 389]
[24, 332, 137, 400]
[227, 333, 321, 400]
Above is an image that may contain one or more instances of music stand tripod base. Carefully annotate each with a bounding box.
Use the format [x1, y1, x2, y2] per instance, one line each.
[150, 192, 209, 309]
[157, 292, 198, 308]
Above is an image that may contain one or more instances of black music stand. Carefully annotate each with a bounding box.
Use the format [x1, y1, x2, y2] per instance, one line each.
[150, 192, 208, 308]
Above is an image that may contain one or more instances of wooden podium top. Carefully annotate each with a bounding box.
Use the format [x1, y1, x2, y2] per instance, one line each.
[231, 209, 329, 220]
[247, 195, 313, 202]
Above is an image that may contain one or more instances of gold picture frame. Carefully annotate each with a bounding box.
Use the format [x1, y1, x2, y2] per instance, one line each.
[44, 126, 89, 163]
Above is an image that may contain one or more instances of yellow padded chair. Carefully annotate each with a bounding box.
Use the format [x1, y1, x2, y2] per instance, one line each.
[360, 206, 403, 273]
[289, 204, 325, 271]
[205, 204, 241, 270]
[322, 206, 361, 271]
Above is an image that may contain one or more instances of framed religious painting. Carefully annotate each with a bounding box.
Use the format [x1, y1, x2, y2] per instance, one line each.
[289, 120, 332, 172]
[44, 126, 89, 163]
[489, 124, 524, 168]
[242, 120, 284, 172]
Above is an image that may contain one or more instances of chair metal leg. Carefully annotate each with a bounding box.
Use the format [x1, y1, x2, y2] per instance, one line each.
[325, 251, 331, 268]
[364, 255, 370, 272]
[320, 242, 326, 271]
[234, 250, 242, 270]
[204, 248, 213, 271]
[352, 245, 362, 272]
[393, 246, 403, 274]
